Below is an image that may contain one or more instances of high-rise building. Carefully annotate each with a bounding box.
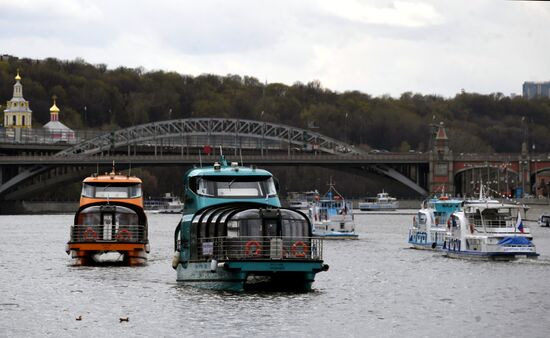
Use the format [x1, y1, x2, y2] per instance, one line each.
[3, 70, 32, 128]
[523, 81, 550, 99]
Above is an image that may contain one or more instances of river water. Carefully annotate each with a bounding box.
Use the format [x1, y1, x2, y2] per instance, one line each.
[1, 208, 550, 338]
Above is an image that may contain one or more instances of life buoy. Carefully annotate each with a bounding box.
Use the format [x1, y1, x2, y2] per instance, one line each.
[245, 241, 262, 256]
[291, 241, 309, 258]
[117, 229, 133, 241]
[83, 226, 97, 241]
[469, 223, 475, 234]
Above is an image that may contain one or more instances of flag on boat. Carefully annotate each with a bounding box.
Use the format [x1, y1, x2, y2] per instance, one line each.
[516, 212, 524, 233]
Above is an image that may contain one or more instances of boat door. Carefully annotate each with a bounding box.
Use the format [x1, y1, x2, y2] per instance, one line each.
[260, 209, 283, 258]
[100, 205, 117, 240]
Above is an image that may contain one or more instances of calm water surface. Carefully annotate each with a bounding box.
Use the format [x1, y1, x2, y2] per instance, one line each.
[1, 209, 550, 337]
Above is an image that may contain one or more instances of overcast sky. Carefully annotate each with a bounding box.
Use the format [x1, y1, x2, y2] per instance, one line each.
[0, 0, 549, 97]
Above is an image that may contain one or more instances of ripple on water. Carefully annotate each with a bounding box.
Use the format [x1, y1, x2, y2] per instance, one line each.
[1, 213, 550, 337]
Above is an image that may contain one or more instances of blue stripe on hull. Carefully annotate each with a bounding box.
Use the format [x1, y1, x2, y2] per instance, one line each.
[408, 241, 442, 250]
[445, 250, 539, 260]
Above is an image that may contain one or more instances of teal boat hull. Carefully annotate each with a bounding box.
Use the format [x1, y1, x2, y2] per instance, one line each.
[176, 260, 327, 292]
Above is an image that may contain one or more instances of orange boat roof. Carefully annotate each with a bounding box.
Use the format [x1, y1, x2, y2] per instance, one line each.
[83, 173, 142, 184]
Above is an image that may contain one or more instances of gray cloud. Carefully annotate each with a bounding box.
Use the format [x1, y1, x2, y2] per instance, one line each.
[0, 0, 548, 96]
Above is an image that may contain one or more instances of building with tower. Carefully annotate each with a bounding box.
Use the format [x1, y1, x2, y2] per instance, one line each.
[429, 122, 454, 196]
[3, 70, 32, 128]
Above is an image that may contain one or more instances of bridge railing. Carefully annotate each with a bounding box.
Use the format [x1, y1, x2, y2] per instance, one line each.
[0, 128, 103, 145]
[0, 152, 431, 164]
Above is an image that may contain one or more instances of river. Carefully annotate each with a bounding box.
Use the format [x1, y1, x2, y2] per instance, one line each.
[1, 208, 550, 337]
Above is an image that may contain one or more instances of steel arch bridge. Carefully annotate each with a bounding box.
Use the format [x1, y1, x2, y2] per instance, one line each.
[58, 118, 362, 156]
[0, 118, 364, 198]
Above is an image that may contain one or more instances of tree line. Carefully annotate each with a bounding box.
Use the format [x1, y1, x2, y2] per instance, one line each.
[2, 56, 550, 154]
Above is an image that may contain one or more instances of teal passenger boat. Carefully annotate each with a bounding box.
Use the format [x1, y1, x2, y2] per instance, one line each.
[173, 156, 328, 291]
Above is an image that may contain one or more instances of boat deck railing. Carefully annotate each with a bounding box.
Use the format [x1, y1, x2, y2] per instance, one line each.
[197, 236, 323, 261]
[69, 224, 147, 243]
[468, 217, 515, 229]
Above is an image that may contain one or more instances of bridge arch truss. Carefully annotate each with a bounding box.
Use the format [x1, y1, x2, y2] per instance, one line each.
[58, 118, 362, 156]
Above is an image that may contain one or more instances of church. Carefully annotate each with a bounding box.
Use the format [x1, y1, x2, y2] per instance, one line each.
[3, 70, 74, 140]
[3, 70, 32, 128]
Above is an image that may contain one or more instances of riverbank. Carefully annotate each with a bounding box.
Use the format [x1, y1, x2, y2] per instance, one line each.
[0, 201, 78, 215]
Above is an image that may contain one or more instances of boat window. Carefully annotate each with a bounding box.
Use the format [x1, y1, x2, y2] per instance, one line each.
[81, 183, 142, 199]
[417, 213, 427, 225]
[227, 220, 239, 238]
[241, 219, 262, 237]
[195, 176, 277, 198]
[77, 205, 138, 225]
[116, 210, 138, 225]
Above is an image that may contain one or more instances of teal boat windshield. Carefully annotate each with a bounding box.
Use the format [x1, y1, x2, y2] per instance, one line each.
[194, 175, 277, 198]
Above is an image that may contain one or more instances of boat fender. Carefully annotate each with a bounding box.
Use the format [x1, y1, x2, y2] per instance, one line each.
[469, 224, 475, 234]
[321, 264, 329, 271]
[442, 241, 446, 249]
[245, 241, 262, 256]
[171, 251, 180, 270]
[116, 229, 132, 241]
[291, 241, 309, 258]
[431, 242, 437, 249]
[210, 259, 218, 272]
[83, 227, 98, 241]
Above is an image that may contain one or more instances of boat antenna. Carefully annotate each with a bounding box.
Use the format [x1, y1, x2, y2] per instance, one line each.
[111, 160, 116, 175]
[219, 145, 223, 156]
[198, 149, 202, 168]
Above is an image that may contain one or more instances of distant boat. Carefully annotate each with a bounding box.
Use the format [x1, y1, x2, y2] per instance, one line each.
[145, 193, 183, 214]
[358, 191, 398, 211]
[538, 213, 550, 227]
[408, 195, 463, 250]
[310, 179, 358, 239]
[443, 186, 538, 260]
[287, 190, 319, 210]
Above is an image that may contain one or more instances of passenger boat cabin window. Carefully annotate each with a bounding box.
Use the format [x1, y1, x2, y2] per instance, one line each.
[77, 205, 139, 225]
[227, 209, 308, 238]
[81, 183, 142, 199]
[194, 176, 277, 198]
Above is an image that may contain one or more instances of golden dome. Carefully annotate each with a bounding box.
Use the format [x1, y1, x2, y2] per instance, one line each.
[15, 70, 21, 81]
[50, 98, 60, 113]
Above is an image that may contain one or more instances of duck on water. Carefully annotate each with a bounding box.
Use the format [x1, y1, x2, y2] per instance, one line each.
[172, 156, 329, 292]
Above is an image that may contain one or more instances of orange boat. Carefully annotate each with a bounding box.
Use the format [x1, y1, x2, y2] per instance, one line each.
[66, 168, 149, 265]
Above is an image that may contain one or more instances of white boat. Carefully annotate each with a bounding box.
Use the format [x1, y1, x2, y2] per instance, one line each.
[310, 180, 358, 239]
[443, 187, 537, 260]
[408, 196, 463, 250]
[287, 190, 320, 210]
[358, 191, 398, 211]
[538, 213, 550, 227]
[145, 193, 183, 214]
